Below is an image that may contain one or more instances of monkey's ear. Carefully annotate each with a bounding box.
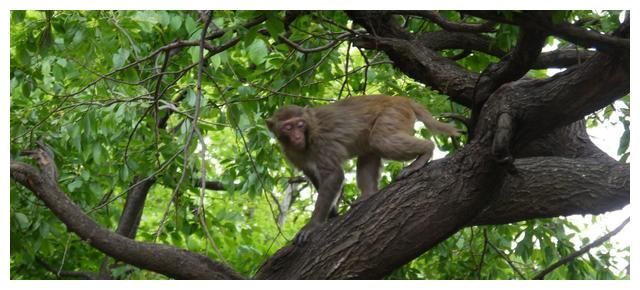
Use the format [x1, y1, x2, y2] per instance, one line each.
[266, 118, 275, 131]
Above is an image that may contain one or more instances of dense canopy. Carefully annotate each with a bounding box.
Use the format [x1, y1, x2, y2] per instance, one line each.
[10, 10, 629, 280]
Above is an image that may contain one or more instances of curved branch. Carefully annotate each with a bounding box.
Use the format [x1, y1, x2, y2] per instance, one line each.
[10, 152, 243, 280]
[391, 10, 496, 33]
[481, 51, 629, 145]
[418, 31, 595, 69]
[352, 34, 477, 107]
[472, 23, 548, 110]
[256, 150, 628, 279]
[278, 32, 351, 53]
[464, 11, 629, 54]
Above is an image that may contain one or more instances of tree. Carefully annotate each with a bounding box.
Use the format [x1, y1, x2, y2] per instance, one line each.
[9, 10, 629, 280]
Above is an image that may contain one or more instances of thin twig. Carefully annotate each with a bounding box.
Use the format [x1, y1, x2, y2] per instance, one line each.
[487, 236, 527, 279]
[533, 217, 630, 279]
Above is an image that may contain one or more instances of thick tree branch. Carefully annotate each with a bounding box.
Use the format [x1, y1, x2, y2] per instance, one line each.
[10, 150, 243, 280]
[98, 175, 156, 279]
[418, 31, 507, 58]
[257, 143, 505, 279]
[474, 25, 548, 101]
[514, 120, 612, 160]
[471, 157, 629, 225]
[471, 23, 548, 135]
[256, 149, 628, 279]
[253, 12, 632, 280]
[533, 48, 595, 69]
[351, 20, 478, 107]
[390, 11, 496, 33]
[114, 176, 155, 239]
[464, 11, 629, 54]
[482, 51, 629, 146]
[418, 31, 595, 69]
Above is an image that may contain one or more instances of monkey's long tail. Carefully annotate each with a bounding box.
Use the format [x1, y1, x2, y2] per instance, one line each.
[411, 101, 460, 136]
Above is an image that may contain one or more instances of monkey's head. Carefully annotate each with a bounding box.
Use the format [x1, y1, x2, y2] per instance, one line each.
[266, 105, 309, 151]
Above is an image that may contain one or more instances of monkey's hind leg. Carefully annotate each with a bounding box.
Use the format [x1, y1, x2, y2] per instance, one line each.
[371, 133, 435, 180]
[396, 140, 435, 179]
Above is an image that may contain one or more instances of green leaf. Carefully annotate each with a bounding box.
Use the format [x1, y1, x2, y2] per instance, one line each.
[71, 125, 82, 151]
[186, 89, 196, 106]
[617, 120, 630, 156]
[81, 169, 91, 181]
[115, 104, 125, 120]
[11, 11, 25, 22]
[210, 53, 221, 71]
[92, 143, 103, 164]
[112, 48, 130, 68]
[15, 212, 30, 229]
[158, 11, 170, 27]
[265, 15, 284, 38]
[72, 29, 85, 44]
[120, 164, 129, 182]
[39, 222, 50, 238]
[170, 15, 183, 31]
[184, 16, 197, 33]
[89, 182, 103, 196]
[247, 39, 268, 65]
[188, 46, 200, 63]
[68, 179, 83, 192]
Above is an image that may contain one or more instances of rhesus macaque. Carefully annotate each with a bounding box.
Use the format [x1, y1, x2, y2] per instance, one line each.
[266, 95, 460, 244]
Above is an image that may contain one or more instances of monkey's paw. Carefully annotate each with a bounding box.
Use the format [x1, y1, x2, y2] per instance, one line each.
[396, 167, 418, 180]
[293, 222, 321, 245]
[293, 229, 313, 245]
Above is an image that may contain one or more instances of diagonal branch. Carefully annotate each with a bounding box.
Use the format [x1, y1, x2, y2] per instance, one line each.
[391, 10, 496, 33]
[470, 21, 549, 133]
[418, 31, 595, 69]
[482, 51, 629, 147]
[10, 149, 243, 280]
[464, 11, 629, 54]
[349, 11, 478, 107]
[532, 217, 629, 279]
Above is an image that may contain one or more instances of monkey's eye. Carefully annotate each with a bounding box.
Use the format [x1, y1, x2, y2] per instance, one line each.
[283, 124, 293, 131]
[297, 121, 305, 128]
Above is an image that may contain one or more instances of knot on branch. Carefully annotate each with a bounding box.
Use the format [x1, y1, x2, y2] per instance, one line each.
[20, 141, 59, 182]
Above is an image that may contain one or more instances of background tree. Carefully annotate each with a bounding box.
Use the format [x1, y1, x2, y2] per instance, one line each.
[10, 10, 629, 279]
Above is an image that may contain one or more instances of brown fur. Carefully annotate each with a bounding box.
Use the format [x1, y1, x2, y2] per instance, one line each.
[267, 95, 459, 244]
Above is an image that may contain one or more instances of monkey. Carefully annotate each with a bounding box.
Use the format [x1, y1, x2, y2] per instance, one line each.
[266, 95, 460, 244]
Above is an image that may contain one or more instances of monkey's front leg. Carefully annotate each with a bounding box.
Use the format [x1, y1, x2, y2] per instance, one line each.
[294, 169, 344, 245]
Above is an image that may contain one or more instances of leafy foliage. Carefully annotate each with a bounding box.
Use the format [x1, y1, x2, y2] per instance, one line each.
[10, 10, 628, 279]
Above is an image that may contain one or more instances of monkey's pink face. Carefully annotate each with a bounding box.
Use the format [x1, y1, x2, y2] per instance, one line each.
[279, 117, 307, 150]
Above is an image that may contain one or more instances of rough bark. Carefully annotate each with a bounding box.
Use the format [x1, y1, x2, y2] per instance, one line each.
[254, 10, 629, 279]
[10, 10, 629, 280]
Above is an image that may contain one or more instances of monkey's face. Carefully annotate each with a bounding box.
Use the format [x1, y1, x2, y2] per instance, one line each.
[277, 117, 307, 151]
